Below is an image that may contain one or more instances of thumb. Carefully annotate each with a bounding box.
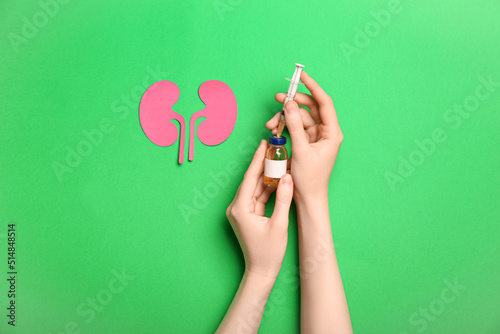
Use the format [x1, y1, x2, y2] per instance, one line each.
[270, 174, 294, 227]
[284, 101, 308, 151]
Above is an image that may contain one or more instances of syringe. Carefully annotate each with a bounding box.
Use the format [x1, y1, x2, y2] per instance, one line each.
[276, 63, 305, 137]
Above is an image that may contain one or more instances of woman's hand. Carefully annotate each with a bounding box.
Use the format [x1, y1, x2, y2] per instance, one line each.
[226, 139, 294, 279]
[267, 71, 352, 333]
[266, 71, 343, 202]
[217, 140, 294, 334]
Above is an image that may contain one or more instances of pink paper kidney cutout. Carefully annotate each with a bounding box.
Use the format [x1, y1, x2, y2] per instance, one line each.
[188, 80, 238, 161]
[139, 81, 186, 164]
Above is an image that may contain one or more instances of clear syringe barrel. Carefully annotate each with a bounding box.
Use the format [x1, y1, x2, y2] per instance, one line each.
[283, 63, 305, 108]
[277, 63, 305, 137]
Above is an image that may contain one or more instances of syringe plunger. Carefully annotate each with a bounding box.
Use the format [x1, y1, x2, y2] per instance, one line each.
[284, 63, 305, 105]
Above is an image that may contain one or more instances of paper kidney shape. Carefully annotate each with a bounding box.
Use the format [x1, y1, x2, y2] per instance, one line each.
[139, 81, 186, 164]
[189, 80, 238, 161]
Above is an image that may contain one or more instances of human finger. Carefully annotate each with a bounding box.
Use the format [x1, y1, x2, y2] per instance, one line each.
[269, 174, 294, 228]
[300, 71, 339, 128]
[266, 108, 317, 131]
[275, 92, 320, 122]
[255, 186, 276, 216]
[284, 101, 309, 152]
[238, 140, 267, 200]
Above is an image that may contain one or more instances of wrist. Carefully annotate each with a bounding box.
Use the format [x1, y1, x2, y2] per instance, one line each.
[243, 269, 278, 288]
[294, 188, 329, 209]
[238, 269, 276, 307]
[295, 191, 333, 237]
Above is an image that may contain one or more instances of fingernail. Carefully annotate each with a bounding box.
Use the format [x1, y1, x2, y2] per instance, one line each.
[285, 101, 298, 114]
[281, 174, 291, 185]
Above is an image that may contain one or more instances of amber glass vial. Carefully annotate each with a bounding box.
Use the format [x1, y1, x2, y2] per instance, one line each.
[264, 136, 288, 187]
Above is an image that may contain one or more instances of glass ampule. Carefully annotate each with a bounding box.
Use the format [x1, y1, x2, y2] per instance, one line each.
[264, 135, 288, 187]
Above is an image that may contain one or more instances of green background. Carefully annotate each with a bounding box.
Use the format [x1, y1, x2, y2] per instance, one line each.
[1, 0, 499, 333]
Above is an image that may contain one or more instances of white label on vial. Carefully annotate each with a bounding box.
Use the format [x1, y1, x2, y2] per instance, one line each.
[264, 159, 287, 179]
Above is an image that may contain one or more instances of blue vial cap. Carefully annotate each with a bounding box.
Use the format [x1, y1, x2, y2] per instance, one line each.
[269, 135, 286, 145]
